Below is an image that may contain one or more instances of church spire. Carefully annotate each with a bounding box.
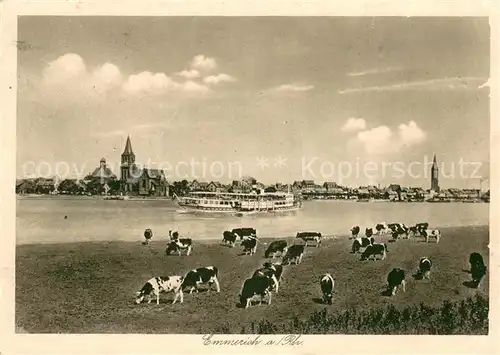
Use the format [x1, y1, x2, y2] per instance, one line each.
[432, 154, 437, 165]
[123, 135, 134, 155]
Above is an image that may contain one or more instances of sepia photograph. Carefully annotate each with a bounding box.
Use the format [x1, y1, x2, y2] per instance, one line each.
[12, 12, 492, 340]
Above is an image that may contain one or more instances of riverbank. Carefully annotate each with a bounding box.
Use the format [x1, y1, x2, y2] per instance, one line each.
[16, 225, 489, 333]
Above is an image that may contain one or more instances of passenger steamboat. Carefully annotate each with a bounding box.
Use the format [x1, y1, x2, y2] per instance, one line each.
[175, 190, 302, 215]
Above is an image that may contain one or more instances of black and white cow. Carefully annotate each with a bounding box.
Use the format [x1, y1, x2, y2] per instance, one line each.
[389, 223, 409, 240]
[350, 226, 360, 239]
[469, 253, 487, 288]
[417, 257, 433, 279]
[469, 252, 485, 271]
[282, 244, 305, 265]
[365, 228, 374, 238]
[374, 223, 390, 235]
[222, 231, 237, 247]
[319, 273, 335, 305]
[351, 236, 373, 254]
[167, 230, 193, 255]
[143, 228, 153, 244]
[360, 242, 388, 261]
[252, 262, 283, 293]
[264, 240, 288, 258]
[296, 232, 322, 247]
[181, 266, 220, 294]
[387, 268, 406, 296]
[239, 275, 273, 309]
[135, 276, 184, 305]
[241, 237, 258, 255]
[232, 228, 257, 241]
[165, 240, 193, 256]
[410, 222, 429, 237]
[422, 229, 441, 243]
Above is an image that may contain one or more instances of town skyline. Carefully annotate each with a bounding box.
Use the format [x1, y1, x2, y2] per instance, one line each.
[17, 17, 490, 188]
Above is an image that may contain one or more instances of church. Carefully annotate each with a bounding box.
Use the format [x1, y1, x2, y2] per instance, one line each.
[120, 136, 169, 197]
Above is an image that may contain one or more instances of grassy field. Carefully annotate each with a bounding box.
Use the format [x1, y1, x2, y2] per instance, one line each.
[16, 225, 489, 334]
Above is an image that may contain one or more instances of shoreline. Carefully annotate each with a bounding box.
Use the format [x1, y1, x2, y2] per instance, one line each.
[16, 224, 489, 247]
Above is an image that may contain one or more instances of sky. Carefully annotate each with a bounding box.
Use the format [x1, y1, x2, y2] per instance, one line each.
[17, 17, 490, 189]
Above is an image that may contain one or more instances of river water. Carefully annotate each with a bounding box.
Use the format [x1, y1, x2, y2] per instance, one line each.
[16, 197, 489, 245]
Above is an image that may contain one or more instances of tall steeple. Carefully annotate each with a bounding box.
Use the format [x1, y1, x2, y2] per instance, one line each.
[121, 135, 136, 181]
[431, 153, 440, 192]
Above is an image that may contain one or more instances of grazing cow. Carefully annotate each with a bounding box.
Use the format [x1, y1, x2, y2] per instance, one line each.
[387, 268, 406, 296]
[232, 228, 257, 241]
[374, 223, 390, 235]
[469, 252, 485, 270]
[360, 243, 388, 261]
[181, 266, 220, 294]
[241, 237, 258, 255]
[282, 244, 305, 265]
[471, 261, 487, 288]
[351, 236, 373, 254]
[389, 223, 409, 240]
[410, 222, 429, 236]
[296, 232, 322, 247]
[417, 257, 433, 279]
[319, 273, 335, 305]
[350, 226, 360, 239]
[252, 262, 283, 293]
[165, 240, 193, 256]
[469, 253, 487, 288]
[143, 228, 153, 244]
[239, 275, 273, 309]
[422, 229, 441, 243]
[222, 231, 237, 247]
[264, 240, 288, 258]
[135, 276, 184, 305]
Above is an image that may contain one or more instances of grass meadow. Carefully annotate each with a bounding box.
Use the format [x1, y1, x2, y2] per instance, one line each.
[16, 225, 489, 334]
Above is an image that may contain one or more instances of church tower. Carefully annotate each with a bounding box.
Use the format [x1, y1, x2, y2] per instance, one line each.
[431, 154, 440, 192]
[120, 136, 136, 181]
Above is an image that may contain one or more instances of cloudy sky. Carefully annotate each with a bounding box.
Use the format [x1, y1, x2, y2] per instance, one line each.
[17, 17, 490, 188]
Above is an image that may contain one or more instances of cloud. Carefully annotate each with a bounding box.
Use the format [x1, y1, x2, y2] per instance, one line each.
[341, 117, 366, 132]
[42, 53, 87, 85]
[398, 120, 426, 147]
[175, 69, 201, 79]
[190, 55, 217, 71]
[338, 77, 487, 95]
[203, 73, 237, 85]
[355, 120, 426, 155]
[91, 63, 123, 93]
[347, 66, 402, 77]
[271, 83, 314, 93]
[122, 71, 176, 94]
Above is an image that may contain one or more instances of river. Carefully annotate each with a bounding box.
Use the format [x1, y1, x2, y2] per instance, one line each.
[16, 197, 489, 245]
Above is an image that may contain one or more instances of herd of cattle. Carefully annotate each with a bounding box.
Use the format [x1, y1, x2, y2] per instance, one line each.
[135, 223, 487, 308]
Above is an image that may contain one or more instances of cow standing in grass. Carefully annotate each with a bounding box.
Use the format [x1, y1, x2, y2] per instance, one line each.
[296, 232, 322, 247]
[239, 275, 273, 309]
[469, 252, 487, 288]
[241, 237, 258, 255]
[232, 228, 257, 241]
[387, 268, 406, 296]
[166, 230, 193, 256]
[181, 266, 220, 294]
[351, 236, 373, 254]
[319, 273, 335, 305]
[422, 229, 441, 243]
[264, 240, 288, 258]
[360, 242, 388, 261]
[417, 257, 433, 279]
[143, 228, 153, 245]
[222, 231, 237, 247]
[252, 262, 283, 293]
[135, 276, 184, 305]
[350, 226, 360, 239]
[282, 244, 305, 265]
[409, 222, 429, 237]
